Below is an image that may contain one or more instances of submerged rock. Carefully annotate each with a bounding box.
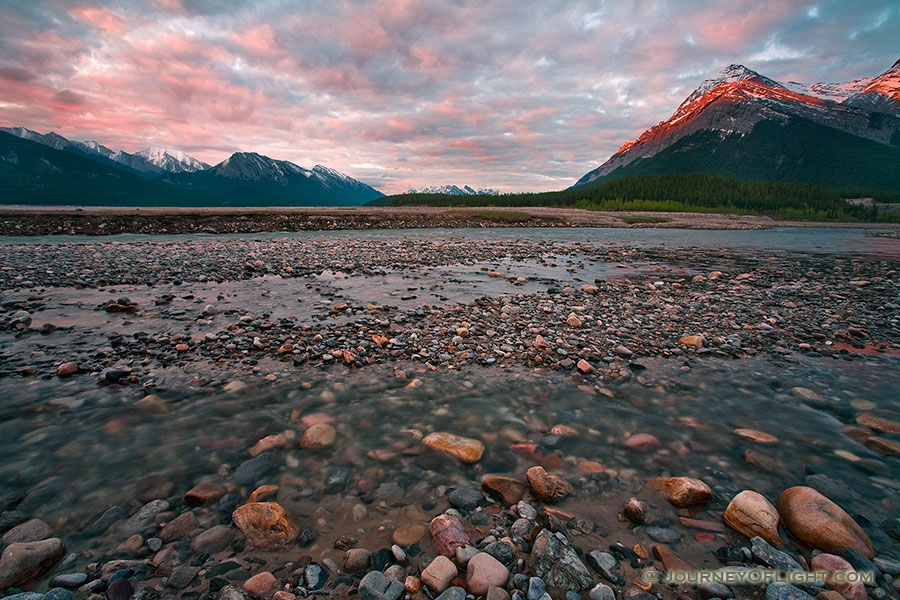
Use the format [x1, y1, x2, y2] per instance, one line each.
[231, 502, 299, 549]
[529, 529, 593, 591]
[777, 486, 874, 558]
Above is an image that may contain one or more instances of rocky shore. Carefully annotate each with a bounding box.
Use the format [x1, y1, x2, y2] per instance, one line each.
[0, 229, 898, 600]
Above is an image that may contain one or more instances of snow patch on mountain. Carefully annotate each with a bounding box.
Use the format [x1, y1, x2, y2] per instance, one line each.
[406, 185, 499, 195]
[136, 147, 210, 173]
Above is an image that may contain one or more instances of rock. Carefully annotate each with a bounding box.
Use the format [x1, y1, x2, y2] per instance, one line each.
[448, 487, 483, 510]
[421, 555, 457, 593]
[734, 429, 778, 443]
[586, 550, 623, 584]
[856, 414, 900, 433]
[467, 552, 509, 596]
[121, 499, 170, 534]
[300, 423, 336, 449]
[248, 484, 279, 503]
[0, 519, 51, 545]
[777, 487, 874, 558]
[766, 583, 816, 600]
[422, 432, 484, 463]
[645, 527, 682, 544]
[455, 545, 480, 566]
[653, 544, 695, 571]
[623, 498, 648, 523]
[184, 479, 226, 507]
[243, 571, 276, 595]
[304, 563, 327, 590]
[679, 335, 705, 348]
[590, 583, 616, 600]
[0, 538, 66, 588]
[272, 592, 296, 600]
[484, 540, 514, 565]
[663, 477, 712, 507]
[529, 529, 593, 591]
[50, 572, 88, 588]
[167, 565, 199, 589]
[42, 589, 74, 600]
[811, 554, 866, 600]
[724, 490, 782, 546]
[232, 502, 299, 549]
[616, 345, 633, 358]
[233, 453, 280, 486]
[482, 476, 527, 506]
[528, 577, 548, 599]
[191, 525, 237, 554]
[56, 362, 79, 378]
[429, 514, 470, 557]
[625, 433, 660, 452]
[526, 466, 571, 503]
[106, 578, 135, 600]
[342, 548, 371, 572]
[487, 587, 511, 600]
[576, 359, 594, 374]
[159, 511, 198, 543]
[359, 570, 404, 600]
[750, 537, 803, 572]
[435, 587, 466, 600]
[392, 523, 425, 546]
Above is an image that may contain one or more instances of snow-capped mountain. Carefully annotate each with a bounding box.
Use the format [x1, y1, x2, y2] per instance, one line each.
[136, 147, 209, 173]
[0, 127, 72, 151]
[407, 185, 499, 195]
[575, 59, 900, 188]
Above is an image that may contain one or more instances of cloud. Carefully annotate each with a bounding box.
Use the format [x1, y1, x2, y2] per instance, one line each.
[0, 0, 897, 193]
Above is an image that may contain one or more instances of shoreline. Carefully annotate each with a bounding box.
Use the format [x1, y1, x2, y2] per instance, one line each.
[2, 205, 899, 236]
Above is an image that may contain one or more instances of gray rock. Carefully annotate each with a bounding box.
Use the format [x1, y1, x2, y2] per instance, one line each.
[874, 557, 900, 576]
[528, 577, 548, 600]
[435, 587, 467, 600]
[146, 537, 163, 552]
[1, 519, 51, 545]
[0, 538, 66, 589]
[304, 562, 328, 590]
[448, 487, 483, 510]
[166, 565, 199, 589]
[49, 572, 88, 588]
[511, 518, 533, 537]
[120, 499, 170, 535]
[765, 583, 816, 600]
[529, 529, 593, 591]
[131, 588, 160, 600]
[517, 501, 537, 520]
[750, 537, 803, 572]
[359, 570, 404, 600]
[80, 503, 131, 537]
[232, 452, 280, 486]
[645, 526, 682, 544]
[804, 474, 852, 503]
[3, 593, 43, 600]
[587, 550, 623, 585]
[190, 525, 236, 554]
[589, 583, 615, 600]
[42, 589, 74, 600]
[485, 540, 514, 565]
[217, 585, 249, 600]
[841, 548, 881, 583]
[699, 581, 734, 599]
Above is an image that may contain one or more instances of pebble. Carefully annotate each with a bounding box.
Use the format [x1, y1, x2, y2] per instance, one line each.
[663, 477, 712, 506]
[300, 423, 336, 449]
[529, 529, 593, 590]
[429, 514, 470, 557]
[766, 582, 816, 600]
[448, 487, 483, 510]
[392, 523, 425, 546]
[190, 524, 236, 554]
[421, 555, 457, 593]
[467, 552, 509, 595]
[49, 572, 88, 588]
[0, 519, 51, 545]
[422, 432, 484, 463]
[243, 571, 276, 595]
[590, 583, 616, 600]
[724, 490, 782, 546]
[526, 466, 571, 503]
[482, 476, 528, 505]
[359, 570, 404, 600]
[231, 502, 300, 549]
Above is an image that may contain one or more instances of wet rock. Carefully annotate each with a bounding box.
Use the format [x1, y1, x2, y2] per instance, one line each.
[467, 552, 509, 595]
[248, 484, 279, 503]
[191, 525, 237, 554]
[56, 362, 79, 378]
[623, 497, 648, 523]
[392, 524, 425, 547]
[232, 502, 299, 549]
[482, 475, 527, 506]
[300, 423, 336, 450]
[448, 487, 483, 510]
[777, 486, 874, 558]
[724, 490, 782, 546]
[679, 335, 705, 348]
[421, 555, 457, 593]
[645, 527, 682, 544]
[0, 538, 66, 588]
[158, 511, 198, 543]
[487, 587, 511, 600]
[625, 433, 660, 452]
[435, 587, 466, 600]
[422, 432, 484, 463]
[0, 519, 51, 545]
[529, 529, 593, 591]
[590, 583, 616, 600]
[586, 550, 623, 585]
[750, 537, 803, 572]
[80, 503, 130, 537]
[526, 466, 571, 503]
[810, 554, 866, 600]
[218, 585, 250, 600]
[766, 582, 816, 600]
[42, 589, 73, 600]
[576, 359, 594, 374]
[342, 548, 371, 572]
[429, 514, 470, 557]
[243, 571, 276, 596]
[804, 474, 852, 504]
[50, 572, 88, 588]
[653, 544, 695, 571]
[120, 499, 169, 535]
[233, 453, 280, 487]
[106, 578, 135, 600]
[663, 477, 712, 507]
[183, 479, 226, 507]
[167, 565, 199, 589]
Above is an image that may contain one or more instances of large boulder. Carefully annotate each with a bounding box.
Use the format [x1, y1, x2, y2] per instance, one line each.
[777, 487, 874, 558]
[0, 538, 66, 589]
[724, 490, 782, 547]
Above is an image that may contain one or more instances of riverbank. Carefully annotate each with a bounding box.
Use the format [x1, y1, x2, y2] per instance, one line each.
[2, 205, 900, 236]
[0, 228, 898, 600]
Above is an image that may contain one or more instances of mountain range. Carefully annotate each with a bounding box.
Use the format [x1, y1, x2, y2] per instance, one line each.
[574, 58, 900, 191]
[0, 128, 383, 206]
[406, 185, 499, 195]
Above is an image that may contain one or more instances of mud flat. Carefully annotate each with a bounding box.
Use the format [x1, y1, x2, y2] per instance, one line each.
[3, 205, 900, 236]
[0, 228, 898, 600]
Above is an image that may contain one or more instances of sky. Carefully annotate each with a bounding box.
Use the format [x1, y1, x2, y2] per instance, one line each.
[0, 1, 897, 194]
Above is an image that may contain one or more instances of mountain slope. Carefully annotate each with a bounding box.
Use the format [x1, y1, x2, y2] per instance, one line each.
[136, 147, 209, 173]
[406, 185, 499, 195]
[575, 60, 900, 190]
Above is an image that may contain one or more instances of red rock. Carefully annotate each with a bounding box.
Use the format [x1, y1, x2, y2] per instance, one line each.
[625, 433, 661, 452]
[429, 514, 470, 557]
[250, 433, 291, 457]
[663, 477, 712, 507]
[273, 592, 296, 600]
[578, 460, 606, 473]
[534, 335, 551, 350]
[300, 423, 336, 449]
[777, 486, 874, 559]
[653, 544, 695, 571]
[734, 429, 778, 443]
[540, 453, 564, 470]
[159, 511, 198, 543]
[56, 362, 79, 378]
[244, 571, 277, 596]
[856, 414, 900, 433]
[526, 466, 571, 503]
[248, 484, 279, 503]
[550, 425, 579, 437]
[184, 479, 226, 507]
[811, 554, 867, 600]
[232, 502, 299, 549]
[723, 490, 782, 546]
[694, 532, 716, 543]
[467, 552, 509, 595]
[679, 335, 705, 348]
[422, 432, 483, 463]
[299, 412, 337, 428]
[481, 476, 527, 506]
[0, 538, 66, 588]
[576, 359, 594, 374]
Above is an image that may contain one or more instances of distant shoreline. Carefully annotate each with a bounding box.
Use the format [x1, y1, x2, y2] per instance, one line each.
[1, 205, 899, 236]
